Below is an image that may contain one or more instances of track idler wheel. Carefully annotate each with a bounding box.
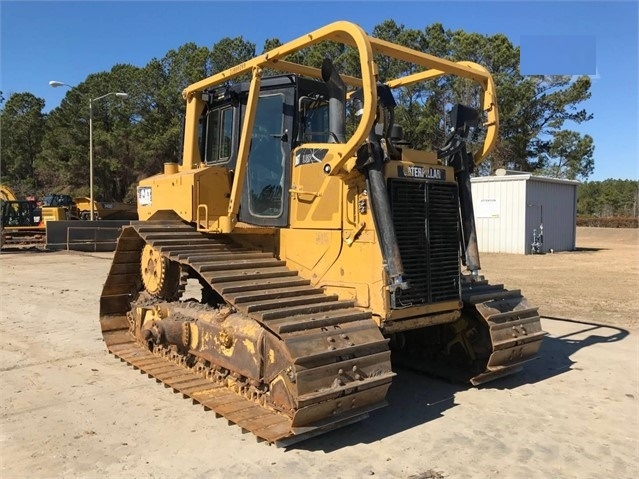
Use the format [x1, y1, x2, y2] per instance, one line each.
[140, 244, 181, 300]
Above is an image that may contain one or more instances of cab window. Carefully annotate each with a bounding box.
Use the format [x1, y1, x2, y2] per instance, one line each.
[302, 103, 329, 143]
[247, 93, 286, 217]
[201, 106, 233, 164]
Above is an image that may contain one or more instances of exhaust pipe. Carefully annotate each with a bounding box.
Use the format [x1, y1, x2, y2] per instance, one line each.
[321, 58, 346, 143]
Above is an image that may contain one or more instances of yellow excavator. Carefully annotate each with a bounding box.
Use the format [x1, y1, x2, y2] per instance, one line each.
[1, 186, 79, 247]
[0, 184, 18, 202]
[100, 21, 545, 446]
[1, 184, 45, 247]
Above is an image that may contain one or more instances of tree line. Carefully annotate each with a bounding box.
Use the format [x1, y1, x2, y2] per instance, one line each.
[577, 179, 639, 218]
[1, 20, 596, 203]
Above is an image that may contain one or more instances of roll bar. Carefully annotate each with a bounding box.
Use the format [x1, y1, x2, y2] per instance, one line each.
[181, 20, 498, 173]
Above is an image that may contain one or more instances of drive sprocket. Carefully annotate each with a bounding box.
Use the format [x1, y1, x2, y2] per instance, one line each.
[140, 244, 181, 299]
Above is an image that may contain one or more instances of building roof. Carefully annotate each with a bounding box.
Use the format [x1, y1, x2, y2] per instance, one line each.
[471, 170, 580, 186]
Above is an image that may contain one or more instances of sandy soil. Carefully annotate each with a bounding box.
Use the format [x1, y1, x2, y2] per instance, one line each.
[0, 227, 637, 479]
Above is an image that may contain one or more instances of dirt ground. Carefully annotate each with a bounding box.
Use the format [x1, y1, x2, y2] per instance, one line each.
[0, 227, 637, 479]
[480, 227, 639, 329]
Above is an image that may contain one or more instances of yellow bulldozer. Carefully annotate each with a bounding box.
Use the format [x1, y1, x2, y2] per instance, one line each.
[100, 21, 545, 446]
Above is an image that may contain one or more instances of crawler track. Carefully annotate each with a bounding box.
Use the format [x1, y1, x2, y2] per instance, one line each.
[389, 277, 545, 385]
[1, 229, 46, 248]
[99, 221, 394, 446]
[462, 277, 545, 385]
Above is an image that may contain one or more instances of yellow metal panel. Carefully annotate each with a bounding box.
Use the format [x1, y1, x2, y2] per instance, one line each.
[41, 207, 66, 222]
[280, 228, 387, 313]
[137, 166, 230, 224]
[195, 168, 232, 229]
[321, 240, 387, 313]
[290, 160, 342, 229]
[399, 148, 440, 165]
[280, 229, 342, 279]
[283, 177, 391, 316]
[137, 172, 192, 221]
[182, 96, 207, 170]
[320, 282, 371, 309]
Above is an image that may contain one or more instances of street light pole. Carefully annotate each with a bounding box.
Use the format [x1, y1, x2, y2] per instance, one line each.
[87, 92, 128, 220]
[89, 97, 94, 221]
[49, 82, 128, 221]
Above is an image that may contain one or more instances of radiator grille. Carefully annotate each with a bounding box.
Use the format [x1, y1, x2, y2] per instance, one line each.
[389, 180, 460, 308]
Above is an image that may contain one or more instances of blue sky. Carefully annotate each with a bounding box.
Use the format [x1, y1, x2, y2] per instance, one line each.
[1, 0, 637, 181]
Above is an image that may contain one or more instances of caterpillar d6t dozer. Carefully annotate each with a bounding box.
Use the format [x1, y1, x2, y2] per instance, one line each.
[100, 21, 545, 446]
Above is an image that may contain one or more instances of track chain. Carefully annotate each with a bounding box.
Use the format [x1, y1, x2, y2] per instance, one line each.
[100, 221, 394, 446]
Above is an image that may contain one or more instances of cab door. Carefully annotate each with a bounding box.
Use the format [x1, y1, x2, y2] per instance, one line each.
[238, 87, 294, 227]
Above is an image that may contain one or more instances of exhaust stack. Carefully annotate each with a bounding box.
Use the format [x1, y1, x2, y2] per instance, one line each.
[321, 58, 346, 143]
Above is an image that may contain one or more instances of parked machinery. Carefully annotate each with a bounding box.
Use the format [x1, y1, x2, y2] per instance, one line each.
[1, 184, 45, 247]
[73, 196, 138, 221]
[99, 21, 545, 446]
[40, 194, 81, 222]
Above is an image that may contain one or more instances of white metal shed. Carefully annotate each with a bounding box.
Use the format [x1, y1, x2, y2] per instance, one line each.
[470, 170, 579, 254]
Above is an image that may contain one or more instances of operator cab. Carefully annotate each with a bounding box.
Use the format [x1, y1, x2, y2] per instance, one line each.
[0, 200, 41, 227]
[197, 75, 331, 227]
[41, 194, 76, 208]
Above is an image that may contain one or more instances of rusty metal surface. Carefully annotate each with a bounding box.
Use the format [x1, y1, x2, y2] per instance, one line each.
[1, 230, 46, 247]
[99, 221, 394, 446]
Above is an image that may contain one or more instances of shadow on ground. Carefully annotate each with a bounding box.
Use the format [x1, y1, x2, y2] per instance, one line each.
[294, 368, 463, 452]
[0, 245, 51, 254]
[574, 246, 608, 252]
[294, 316, 630, 452]
[490, 316, 629, 390]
